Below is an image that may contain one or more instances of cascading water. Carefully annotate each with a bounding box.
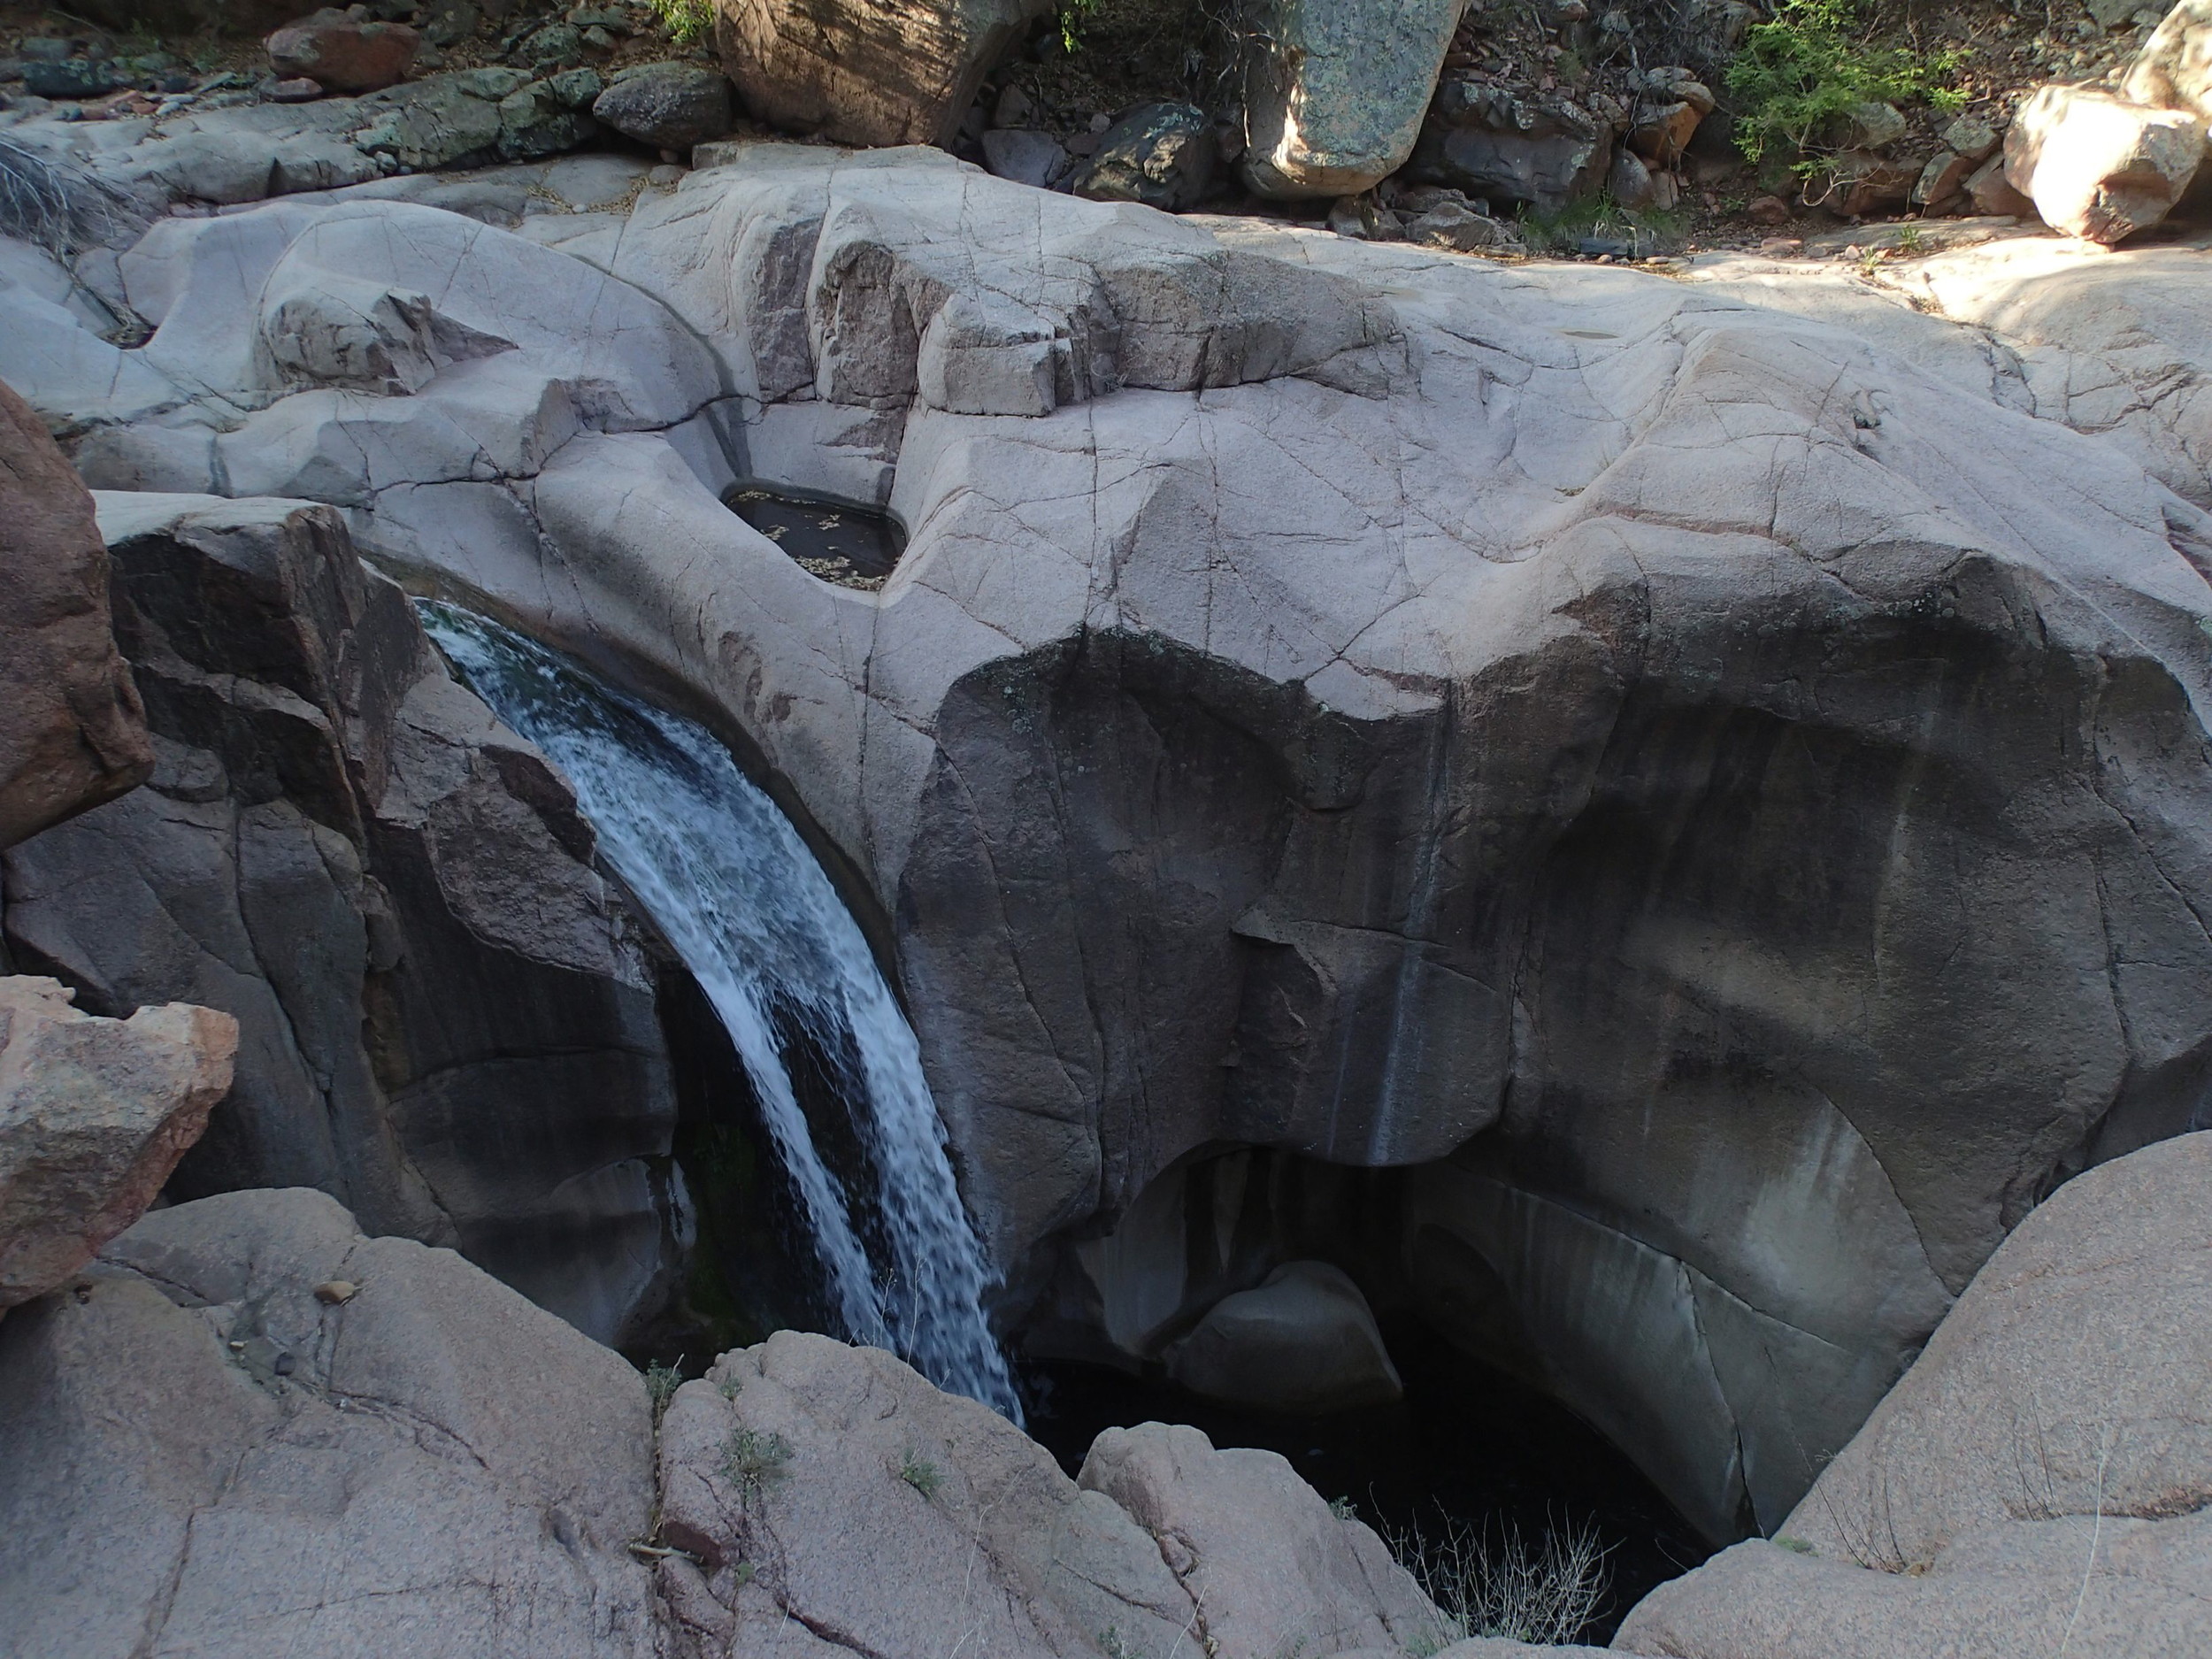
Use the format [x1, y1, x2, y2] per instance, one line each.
[423, 605, 1021, 1421]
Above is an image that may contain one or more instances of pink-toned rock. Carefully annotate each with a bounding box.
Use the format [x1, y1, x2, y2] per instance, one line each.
[0, 978, 236, 1310]
[265, 8, 419, 94]
[2003, 82, 2207, 243]
[0, 378, 152, 851]
[2124, 0, 2212, 121]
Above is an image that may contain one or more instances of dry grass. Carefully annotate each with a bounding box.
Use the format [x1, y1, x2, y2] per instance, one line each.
[1387, 1513, 1612, 1650]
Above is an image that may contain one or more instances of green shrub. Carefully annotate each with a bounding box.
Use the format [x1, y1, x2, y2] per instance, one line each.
[1726, 0, 1963, 173]
[722, 1427, 794, 1496]
[643, 1357, 684, 1422]
[645, 0, 714, 47]
[899, 1450, 944, 1500]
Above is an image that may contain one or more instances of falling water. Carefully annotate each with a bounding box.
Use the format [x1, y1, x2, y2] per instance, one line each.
[424, 605, 1022, 1420]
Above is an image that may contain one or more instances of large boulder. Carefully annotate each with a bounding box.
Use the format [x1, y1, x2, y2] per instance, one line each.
[712, 0, 1056, 148]
[1240, 0, 1469, 199]
[0, 1187, 660, 1659]
[593, 62, 736, 151]
[1409, 82, 1613, 211]
[2124, 0, 2212, 120]
[19, 142, 2212, 1551]
[2002, 83, 2207, 243]
[0, 976, 235, 1310]
[0, 495, 688, 1348]
[265, 9, 422, 95]
[1074, 102, 1217, 212]
[1615, 1133, 2212, 1657]
[1164, 1260, 1404, 1412]
[0, 377, 154, 850]
[652, 1328, 1439, 1657]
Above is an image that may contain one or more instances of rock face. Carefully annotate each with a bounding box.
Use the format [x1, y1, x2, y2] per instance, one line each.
[0, 1187, 660, 1659]
[0, 495, 687, 1347]
[16, 142, 2212, 1547]
[653, 1327, 1440, 1658]
[0, 378, 154, 850]
[1240, 0, 1469, 199]
[0, 977, 235, 1310]
[712, 0, 1056, 148]
[2125, 0, 2212, 119]
[1164, 1260, 1404, 1412]
[1615, 1133, 2212, 1657]
[2003, 83, 2207, 243]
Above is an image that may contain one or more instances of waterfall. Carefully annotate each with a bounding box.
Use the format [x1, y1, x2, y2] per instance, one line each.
[424, 605, 1022, 1421]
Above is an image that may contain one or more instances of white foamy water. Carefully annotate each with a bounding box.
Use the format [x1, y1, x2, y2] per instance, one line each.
[425, 606, 1021, 1419]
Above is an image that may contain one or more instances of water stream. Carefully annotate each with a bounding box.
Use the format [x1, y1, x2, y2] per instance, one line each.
[424, 605, 1022, 1421]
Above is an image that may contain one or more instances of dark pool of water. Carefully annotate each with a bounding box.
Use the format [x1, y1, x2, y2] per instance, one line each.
[1024, 1317, 1713, 1642]
[725, 485, 904, 588]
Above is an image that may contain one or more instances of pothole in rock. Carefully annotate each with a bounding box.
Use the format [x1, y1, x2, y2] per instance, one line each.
[724, 484, 904, 591]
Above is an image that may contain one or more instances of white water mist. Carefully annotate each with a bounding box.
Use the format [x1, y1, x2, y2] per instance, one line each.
[425, 605, 1021, 1420]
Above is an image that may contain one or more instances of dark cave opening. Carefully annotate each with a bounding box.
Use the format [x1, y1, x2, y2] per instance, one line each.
[1025, 1317, 1714, 1643]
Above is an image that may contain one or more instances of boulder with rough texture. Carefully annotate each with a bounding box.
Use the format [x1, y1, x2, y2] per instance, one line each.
[0, 977, 235, 1310]
[1, 495, 687, 1348]
[1074, 102, 1217, 212]
[2125, 0, 2212, 120]
[0, 1187, 659, 1658]
[2003, 83, 2207, 243]
[982, 126, 1067, 188]
[20, 141, 2212, 1552]
[712, 0, 1056, 149]
[1411, 82, 1612, 210]
[265, 9, 421, 95]
[654, 1329, 1438, 1658]
[593, 62, 735, 150]
[0, 378, 154, 849]
[1616, 1133, 2212, 1657]
[1240, 0, 1468, 199]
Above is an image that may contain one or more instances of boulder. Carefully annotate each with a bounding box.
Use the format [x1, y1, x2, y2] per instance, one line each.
[1, 495, 687, 1348]
[0, 377, 154, 850]
[1407, 197, 1517, 250]
[1942, 113, 2001, 162]
[1165, 1260, 1405, 1412]
[1609, 147, 1658, 210]
[981, 126, 1067, 188]
[2124, 0, 2212, 120]
[265, 10, 420, 95]
[711, 0, 1056, 149]
[2002, 83, 2207, 243]
[653, 1329, 1440, 1658]
[1240, 0, 1467, 199]
[592, 62, 734, 151]
[1074, 102, 1217, 213]
[1615, 1133, 2212, 1656]
[1964, 150, 2035, 215]
[1412, 83, 1613, 211]
[1080, 1422, 1439, 1655]
[497, 69, 603, 161]
[1912, 150, 1973, 210]
[0, 1187, 660, 1658]
[0, 976, 235, 1310]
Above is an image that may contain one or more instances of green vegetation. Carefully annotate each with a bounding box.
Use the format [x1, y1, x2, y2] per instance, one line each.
[899, 1449, 945, 1500]
[1516, 194, 1689, 257]
[1775, 1533, 1816, 1554]
[644, 1356, 685, 1422]
[1726, 0, 1964, 174]
[1328, 1495, 1359, 1523]
[1058, 0, 1102, 53]
[645, 0, 714, 47]
[722, 1426, 794, 1497]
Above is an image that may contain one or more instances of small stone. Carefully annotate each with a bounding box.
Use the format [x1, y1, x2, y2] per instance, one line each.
[1065, 131, 1099, 157]
[1839, 100, 1909, 151]
[1087, 111, 1111, 134]
[518, 22, 583, 74]
[582, 26, 616, 51]
[994, 84, 1033, 128]
[1913, 150, 1972, 209]
[273, 1351, 296, 1376]
[1409, 199, 1514, 252]
[1747, 193, 1791, 224]
[648, 162, 685, 185]
[268, 76, 325, 102]
[1608, 147, 1655, 210]
[315, 1279, 358, 1304]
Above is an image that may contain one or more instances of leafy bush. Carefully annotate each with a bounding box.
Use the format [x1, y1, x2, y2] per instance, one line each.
[1726, 0, 1963, 171]
[644, 1357, 685, 1422]
[899, 1450, 944, 1500]
[645, 0, 714, 47]
[1386, 1515, 1611, 1648]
